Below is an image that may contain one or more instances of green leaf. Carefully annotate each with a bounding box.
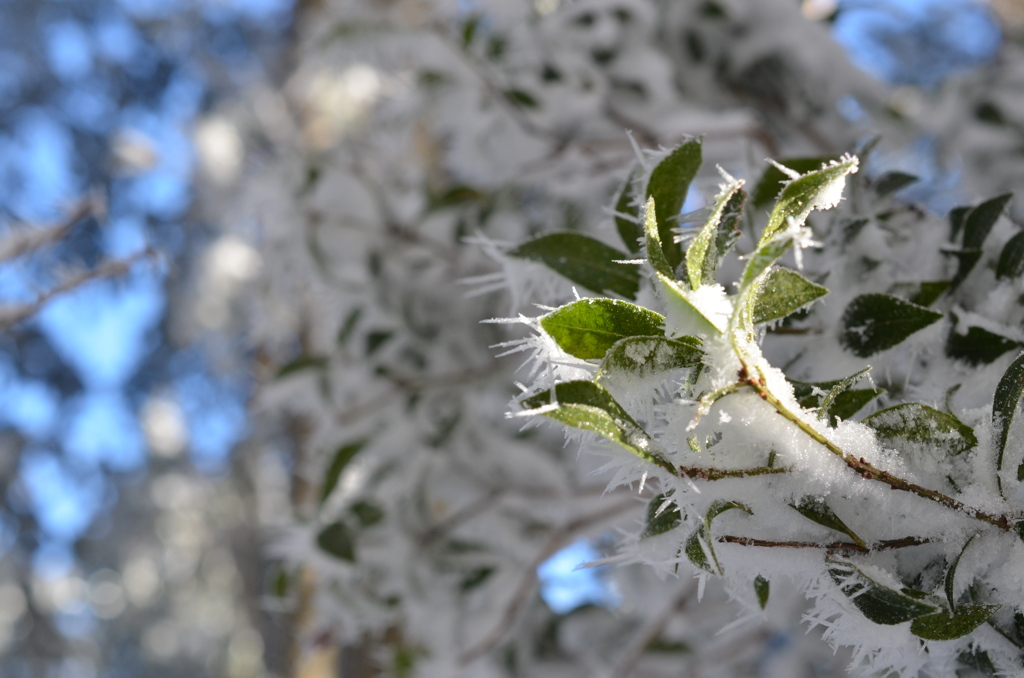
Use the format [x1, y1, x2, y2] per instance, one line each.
[614, 169, 642, 253]
[597, 335, 703, 383]
[646, 138, 702, 271]
[685, 178, 745, 289]
[428, 185, 488, 211]
[509, 233, 640, 299]
[790, 497, 865, 547]
[947, 321, 1021, 366]
[277, 355, 328, 379]
[997, 231, 1024, 280]
[910, 604, 1001, 641]
[732, 229, 810, 346]
[684, 500, 752, 575]
[992, 352, 1024, 486]
[945, 534, 977, 611]
[461, 14, 481, 47]
[760, 155, 859, 244]
[944, 248, 983, 289]
[888, 281, 950, 307]
[863, 403, 977, 456]
[875, 171, 918, 196]
[317, 522, 356, 561]
[540, 299, 665, 360]
[963, 193, 1012, 250]
[751, 156, 838, 209]
[642, 197, 721, 335]
[827, 560, 938, 625]
[504, 89, 538, 108]
[949, 205, 971, 241]
[751, 268, 828, 324]
[321, 440, 368, 504]
[791, 375, 883, 424]
[367, 330, 393, 355]
[817, 367, 873, 425]
[947, 193, 1014, 287]
[522, 381, 666, 468]
[460, 567, 495, 592]
[350, 501, 385, 527]
[754, 575, 770, 610]
[642, 493, 682, 538]
[958, 649, 997, 676]
[840, 294, 943, 357]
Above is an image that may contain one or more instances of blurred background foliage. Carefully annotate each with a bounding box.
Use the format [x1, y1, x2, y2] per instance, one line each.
[0, 0, 1019, 677]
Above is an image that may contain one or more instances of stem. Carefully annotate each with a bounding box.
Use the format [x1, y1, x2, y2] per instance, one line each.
[679, 465, 790, 481]
[743, 371, 1015, 531]
[718, 535, 930, 554]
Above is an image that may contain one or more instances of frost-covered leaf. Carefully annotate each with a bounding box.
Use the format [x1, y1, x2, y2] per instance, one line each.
[863, 403, 977, 456]
[540, 299, 665, 360]
[614, 168, 642, 253]
[992, 352, 1024, 484]
[910, 605, 1001, 641]
[642, 493, 682, 538]
[732, 225, 810, 344]
[752, 268, 828, 325]
[646, 138, 702, 271]
[790, 497, 865, 547]
[715, 190, 746, 260]
[751, 156, 837, 209]
[947, 322, 1021, 366]
[997, 231, 1024, 280]
[522, 381, 664, 468]
[817, 367, 873, 425]
[875, 171, 918, 196]
[684, 500, 752, 575]
[760, 155, 859, 244]
[597, 335, 703, 382]
[509, 233, 640, 299]
[754, 575, 770, 609]
[685, 178, 745, 289]
[840, 294, 943, 357]
[321, 440, 368, 504]
[827, 560, 938, 625]
[643, 197, 721, 335]
[791, 373, 883, 424]
[317, 522, 356, 561]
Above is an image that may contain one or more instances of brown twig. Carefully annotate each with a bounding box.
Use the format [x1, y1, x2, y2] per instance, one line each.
[0, 248, 157, 332]
[718, 535, 931, 554]
[678, 465, 790, 481]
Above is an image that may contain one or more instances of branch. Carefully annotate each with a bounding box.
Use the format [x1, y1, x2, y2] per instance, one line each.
[0, 249, 157, 332]
[741, 372, 1019, 532]
[458, 498, 637, 666]
[0, 199, 94, 265]
[718, 535, 931, 554]
[611, 578, 695, 677]
[678, 465, 790, 481]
